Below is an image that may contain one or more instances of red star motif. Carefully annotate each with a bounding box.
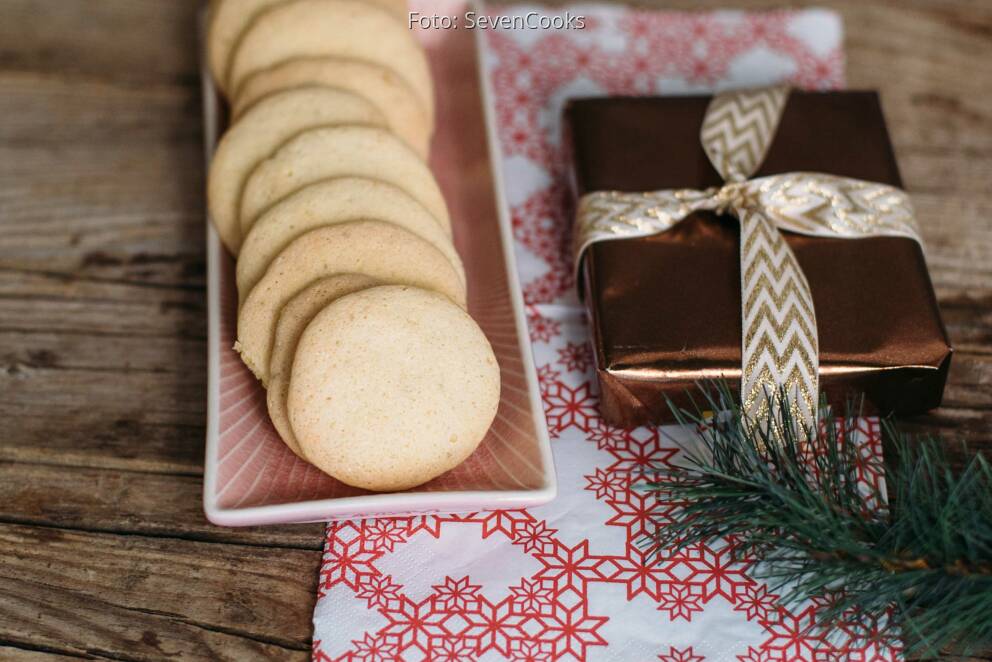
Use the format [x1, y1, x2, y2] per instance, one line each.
[677, 542, 753, 603]
[321, 533, 382, 591]
[606, 487, 666, 540]
[542, 380, 600, 436]
[379, 596, 447, 655]
[734, 583, 779, 622]
[463, 596, 528, 656]
[557, 341, 594, 373]
[361, 519, 407, 553]
[612, 545, 676, 600]
[509, 577, 556, 616]
[433, 576, 482, 612]
[512, 519, 558, 554]
[355, 574, 402, 611]
[349, 632, 398, 662]
[585, 467, 629, 500]
[510, 639, 554, 662]
[431, 637, 477, 662]
[760, 606, 828, 660]
[527, 307, 562, 343]
[587, 419, 629, 451]
[537, 602, 608, 659]
[836, 605, 898, 655]
[657, 584, 705, 621]
[658, 645, 705, 662]
[524, 264, 573, 305]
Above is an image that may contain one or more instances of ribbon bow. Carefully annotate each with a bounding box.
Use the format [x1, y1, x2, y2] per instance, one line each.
[574, 87, 922, 431]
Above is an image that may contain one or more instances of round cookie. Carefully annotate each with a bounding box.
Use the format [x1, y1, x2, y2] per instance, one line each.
[267, 273, 379, 457]
[207, 86, 383, 254]
[239, 125, 450, 237]
[232, 57, 432, 157]
[227, 0, 433, 114]
[236, 221, 466, 384]
[207, 0, 282, 95]
[207, 0, 409, 96]
[236, 177, 465, 301]
[287, 285, 501, 492]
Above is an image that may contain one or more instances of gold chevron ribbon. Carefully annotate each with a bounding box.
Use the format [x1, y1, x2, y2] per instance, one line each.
[574, 87, 923, 432]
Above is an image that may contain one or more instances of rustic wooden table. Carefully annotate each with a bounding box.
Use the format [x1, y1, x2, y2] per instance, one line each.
[0, 0, 989, 659]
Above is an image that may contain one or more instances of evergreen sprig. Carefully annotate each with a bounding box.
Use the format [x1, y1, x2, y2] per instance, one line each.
[645, 385, 992, 658]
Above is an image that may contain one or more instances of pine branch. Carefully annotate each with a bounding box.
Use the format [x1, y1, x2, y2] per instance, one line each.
[644, 385, 992, 658]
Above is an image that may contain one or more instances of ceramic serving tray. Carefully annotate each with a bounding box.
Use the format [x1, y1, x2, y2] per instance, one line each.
[201, 1, 556, 526]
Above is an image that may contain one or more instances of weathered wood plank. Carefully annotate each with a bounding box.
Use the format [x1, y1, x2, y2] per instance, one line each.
[0, 0, 202, 84]
[0, 523, 318, 655]
[0, 462, 325, 549]
[0, 573, 308, 662]
[0, 415, 203, 475]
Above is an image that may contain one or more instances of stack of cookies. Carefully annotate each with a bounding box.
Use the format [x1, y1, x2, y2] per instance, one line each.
[206, 0, 501, 492]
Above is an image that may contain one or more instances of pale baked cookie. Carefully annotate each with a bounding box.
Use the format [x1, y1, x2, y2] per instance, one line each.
[231, 57, 432, 157]
[236, 221, 466, 383]
[239, 125, 450, 237]
[208, 0, 409, 96]
[267, 273, 379, 457]
[236, 177, 465, 301]
[207, 0, 283, 95]
[227, 0, 433, 114]
[207, 86, 383, 254]
[287, 286, 500, 492]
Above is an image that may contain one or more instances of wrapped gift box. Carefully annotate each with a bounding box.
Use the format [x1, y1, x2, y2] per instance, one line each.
[566, 91, 952, 428]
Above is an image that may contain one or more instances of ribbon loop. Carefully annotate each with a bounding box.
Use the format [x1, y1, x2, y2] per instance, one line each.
[701, 86, 789, 182]
[573, 88, 924, 434]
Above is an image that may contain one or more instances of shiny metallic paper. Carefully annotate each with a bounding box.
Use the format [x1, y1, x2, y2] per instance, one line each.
[566, 91, 952, 428]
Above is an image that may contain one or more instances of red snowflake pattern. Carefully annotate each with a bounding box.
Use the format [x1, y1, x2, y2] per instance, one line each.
[586, 419, 628, 451]
[433, 576, 482, 612]
[542, 380, 599, 436]
[349, 632, 398, 662]
[528, 306, 562, 343]
[659, 646, 706, 662]
[657, 584, 706, 621]
[760, 606, 830, 660]
[538, 602, 609, 659]
[310, 6, 891, 662]
[355, 574, 402, 610]
[510, 578, 557, 616]
[735, 583, 780, 622]
[513, 519, 559, 554]
[432, 638, 477, 662]
[557, 341, 594, 373]
[361, 519, 406, 553]
[584, 467, 629, 500]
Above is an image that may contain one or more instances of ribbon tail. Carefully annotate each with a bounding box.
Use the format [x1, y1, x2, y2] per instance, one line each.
[738, 207, 819, 434]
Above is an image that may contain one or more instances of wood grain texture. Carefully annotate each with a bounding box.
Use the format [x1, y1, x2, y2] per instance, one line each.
[0, 0, 989, 660]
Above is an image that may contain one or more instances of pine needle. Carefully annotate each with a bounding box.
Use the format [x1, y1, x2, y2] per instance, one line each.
[644, 384, 992, 658]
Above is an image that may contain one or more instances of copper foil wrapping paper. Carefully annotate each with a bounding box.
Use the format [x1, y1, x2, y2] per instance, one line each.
[566, 92, 952, 427]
